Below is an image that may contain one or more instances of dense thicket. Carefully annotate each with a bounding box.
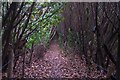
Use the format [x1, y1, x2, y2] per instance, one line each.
[1, 2, 120, 80]
[2, 2, 63, 78]
[57, 2, 120, 79]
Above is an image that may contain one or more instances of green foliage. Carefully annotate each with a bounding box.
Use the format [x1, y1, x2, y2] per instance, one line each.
[26, 2, 64, 48]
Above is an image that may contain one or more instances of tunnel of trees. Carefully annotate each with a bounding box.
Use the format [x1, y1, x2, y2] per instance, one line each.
[1, 2, 120, 80]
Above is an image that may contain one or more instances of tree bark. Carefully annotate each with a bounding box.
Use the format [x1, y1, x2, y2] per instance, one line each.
[22, 50, 25, 78]
[117, 2, 120, 80]
[95, 3, 103, 67]
[102, 44, 116, 66]
[29, 42, 34, 65]
[117, 26, 120, 80]
[7, 45, 14, 78]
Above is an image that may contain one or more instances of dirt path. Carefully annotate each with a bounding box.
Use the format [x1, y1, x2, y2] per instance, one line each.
[44, 42, 70, 78]
[14, 42, 106, 79]
[45, 43, 63, 77]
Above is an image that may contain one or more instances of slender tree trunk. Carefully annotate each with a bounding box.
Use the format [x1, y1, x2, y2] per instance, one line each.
[29, 42, 34, 65]
[117, 26, 120, 80]
[95, 3, 103, 67]
[22, 50, 25, 78]
[7, 45, 14, 78]
[117, 3, 120, 80]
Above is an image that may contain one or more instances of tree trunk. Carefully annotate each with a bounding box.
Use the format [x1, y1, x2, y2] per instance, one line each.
[117, 27, 120, 80]
[29, 42, 34, 65]
[117, 3, 120, 80]
[95, 3, 103, 67]
[7, 45, 14, 78]
[22, 50, 25, 78]
[117, 2, 120, 80]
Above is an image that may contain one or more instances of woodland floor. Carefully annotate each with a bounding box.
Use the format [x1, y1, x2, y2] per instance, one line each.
[14, 42, 108, 79]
